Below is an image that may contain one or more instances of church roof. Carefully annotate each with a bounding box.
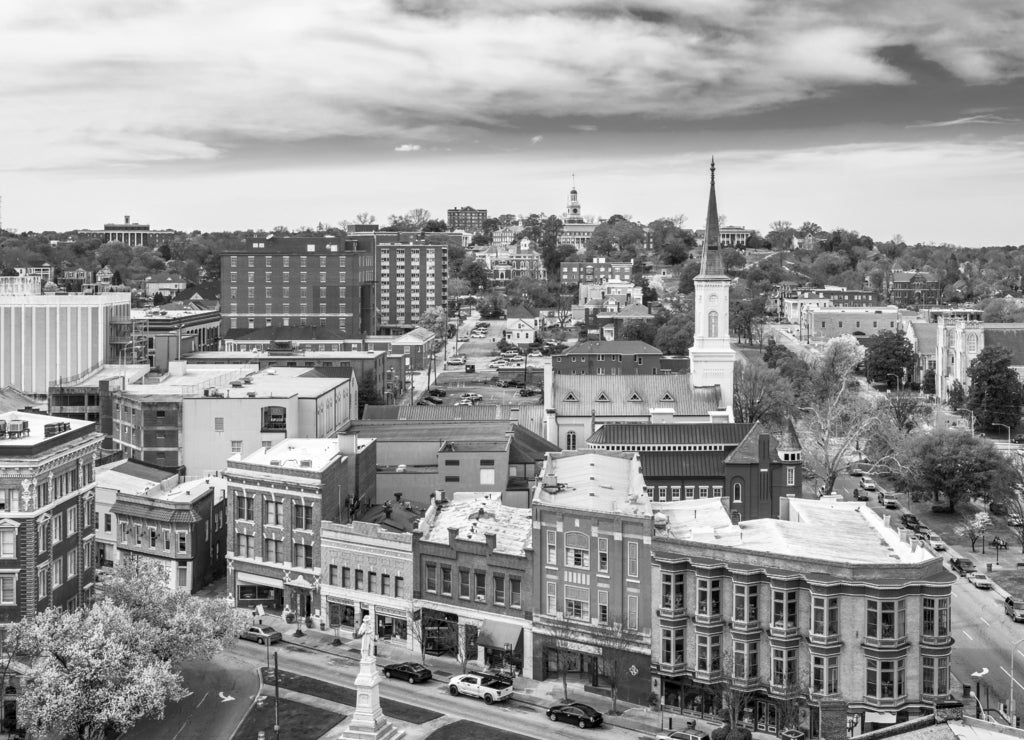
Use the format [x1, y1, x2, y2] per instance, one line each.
[552, 374, 721, 416]
[697, 158, 726, 278]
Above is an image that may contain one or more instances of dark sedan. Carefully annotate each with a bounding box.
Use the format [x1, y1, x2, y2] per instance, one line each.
[547, 702, 603, 728]
[382, 662, 432, 684]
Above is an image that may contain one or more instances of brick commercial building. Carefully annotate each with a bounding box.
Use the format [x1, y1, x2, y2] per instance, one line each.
[447, 206, 487, 233]
[220, 235, 377, 339]
[552, 340, 663, 376]
[560, 258, 633, 285]
[376, 241, 448, 333]
[651, 497, 954, 738]
[226, 434, 376, 621]
[0, 412, 103, 621]
[803, 306, 901, 343]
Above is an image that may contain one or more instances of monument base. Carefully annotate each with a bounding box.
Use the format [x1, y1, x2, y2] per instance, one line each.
[338, 657, 405, 740]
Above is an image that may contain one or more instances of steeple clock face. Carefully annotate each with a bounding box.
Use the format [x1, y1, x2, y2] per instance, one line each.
[571, 207, 579, 215]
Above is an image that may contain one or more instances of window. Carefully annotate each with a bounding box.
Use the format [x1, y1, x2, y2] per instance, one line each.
[772, 647, 798, 688]
[510, 577, 521, 608]
[546, 530, 557, 565]
[922, 655, 949, 696]
[104, 513, 112, 532]
[0, 529, 15, 559]
[626, 540, 639, 577]
[812, 655, 839, 695]
[922, 597, 950, 639]
[149, 527, 158, 548]
[734, 641, 758, 679]
[662, 572, 685, 610]
[261, 406, 287, 431]
[866, 658, 905, 699]
[685, 486, 695, 499]
[564, 585, 590, 621]
[671, 485, 681, 501]
[732, 482, 742, 502]
[657, 485, 667, 501]
[381, 574, 390, 595]
[772, 590, 797, 628]
[699, 486, 709, 499]
[293, 543, 313, 569]
[697, 633, 721, 672]
[493, 574, 505, 605]
[341, 567, 351, 588]
[474, 572, 486, 602]
[354, 569, 364, 590]
[294, 504, 313, 530]
[627, 594, 639, 630]
[708, 310, 719, 337]
[236, 533, 254, 558]
[697, 577, 721, 617]
[786, 467, 795, 486]
[329, 564, 338, 585]
[546, 581, 557, 615]
[425, 563, 437, 593]
[163, 529, 171, 550]
[265, 538, 283, 563]
[597, 537, 608, 573]
[214, 417, 224, 432]
[0, 576, 15, 605]
[66, 505, 77, 534]
[368, 572, 377, 593]
[440, 566, 452, 596]
[236, 494, 254, 521]
[566, 431, 577, 450]
[264, 501, 282, 526]
[395, 575, 404, 598]
[231, 440, 242, 454]
[565, 532, 590, 568]
[178, 532, 187, 553]
[663, 628, 686, 665]
[734, 583, 758, 623]
[811, 595, 839, 636]
[459, 569, 470, 599]
[867, 599, 906, 640]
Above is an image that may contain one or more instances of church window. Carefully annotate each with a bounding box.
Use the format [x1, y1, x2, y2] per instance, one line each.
[595, 392, 610, 402]
[566, 431, 577, 451]
[660, 393, 674, 403]
[708, 311, 719, 338]
[628, 392, 643, 403]
[967, 334, 978, 352]
[563, 392, 578, 402]
[733, 482, 742, 502]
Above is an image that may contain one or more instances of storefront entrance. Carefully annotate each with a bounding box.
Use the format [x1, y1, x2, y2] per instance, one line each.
[236, 582, 284, 610]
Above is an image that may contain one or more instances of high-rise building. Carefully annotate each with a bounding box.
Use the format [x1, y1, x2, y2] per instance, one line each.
[377, 242, 448, 332]
[447, 206, 487, 233]
[0, 411, 103, 620]
[219, 235, 377, 339]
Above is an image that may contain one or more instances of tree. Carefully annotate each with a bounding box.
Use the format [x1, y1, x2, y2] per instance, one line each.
[899, 429, 1018, 512]
[421, 219, 449, 233]
[587, 218, 645, 257]
[948, 380, 966, 411]
[765, 220, 796, 251]
[459, 260, 490, 292]
[864, 331, 915, 387]
[358, 370, 383, 410]
[922, 368, 936, 396]
[863, 393, 929, 474]
[595, 624, 645, 714]
[354, 212, 376, 225]
[732, 359, 796, 427]
[415, 306, 447, 338]
[721, 248, 746, 276]
[11, 602, 189, 740]
[653, 298, 695, 355]
[447, 277, 471, 301]
[955, 512, 993, 552]
[967, 346, 1024, 432]
[100, 558, 248, 664]
[677, 261, 701, 294]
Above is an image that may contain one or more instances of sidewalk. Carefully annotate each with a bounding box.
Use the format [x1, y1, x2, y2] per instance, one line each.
[235, 603, 778, 740]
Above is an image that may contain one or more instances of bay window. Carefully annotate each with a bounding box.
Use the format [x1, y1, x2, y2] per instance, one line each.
[866, 658, 905, 699]
[867, 599, 906, 640]
[697, 577, 721, 617]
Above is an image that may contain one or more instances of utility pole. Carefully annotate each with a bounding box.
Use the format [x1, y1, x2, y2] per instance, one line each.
[274, 651, 281, 740]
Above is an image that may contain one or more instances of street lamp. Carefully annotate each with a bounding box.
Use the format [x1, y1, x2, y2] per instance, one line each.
[886, 373, 903, 393]
[1010, 638, 1024, 719]
[996, 422, 1012, 448]
[971, 667, 989, 720]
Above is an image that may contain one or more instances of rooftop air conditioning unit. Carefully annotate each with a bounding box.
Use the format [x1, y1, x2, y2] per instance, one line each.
[247, 391, 256, 398]
[300, 459, 313, 468]
[230, 380, 244, 388]
[269, 460, 282, 466]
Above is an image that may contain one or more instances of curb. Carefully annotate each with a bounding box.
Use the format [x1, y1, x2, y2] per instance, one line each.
[229, 665, 266, 740]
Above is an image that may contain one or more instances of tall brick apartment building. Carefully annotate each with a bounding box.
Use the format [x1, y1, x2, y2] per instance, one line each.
[0, 411, 103, 621]
[220, 235, 377, 339]
[447, 206, 487, 233]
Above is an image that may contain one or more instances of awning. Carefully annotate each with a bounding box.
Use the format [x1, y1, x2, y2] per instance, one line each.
[865, 712, 897, 725]
[236, 572, 283, 589]
[477, 620, 523, 650]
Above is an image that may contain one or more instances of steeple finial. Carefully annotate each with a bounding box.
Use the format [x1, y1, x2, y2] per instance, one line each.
[710, 157, 715, 185]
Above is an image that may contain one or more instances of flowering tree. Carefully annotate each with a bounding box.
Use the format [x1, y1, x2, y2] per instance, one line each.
[954, 512, 993, 552]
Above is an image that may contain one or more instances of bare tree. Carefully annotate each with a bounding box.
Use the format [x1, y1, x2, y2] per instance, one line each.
[595, 623, 646, 714]
[354, 212, 376, 225]
[538, 618, 583, 702]
[732, 359, 795, 427]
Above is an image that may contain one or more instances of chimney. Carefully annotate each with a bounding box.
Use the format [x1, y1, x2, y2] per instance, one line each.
[485, 532, 497, 551]
[125, 215, 130, 225]
[448, 526, 460, 545]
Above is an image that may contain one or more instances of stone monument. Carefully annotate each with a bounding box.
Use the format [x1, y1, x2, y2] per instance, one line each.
[339, 614, 405, 740]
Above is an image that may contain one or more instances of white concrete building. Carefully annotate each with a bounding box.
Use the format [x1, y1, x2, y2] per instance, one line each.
[0, 277, 132, 396]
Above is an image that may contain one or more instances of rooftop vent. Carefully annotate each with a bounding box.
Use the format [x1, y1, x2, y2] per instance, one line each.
[247, 391, 256, 398]
[269, 460, 282, 466]
[300, 459, 313, 468]
[230, 380, 244, 388]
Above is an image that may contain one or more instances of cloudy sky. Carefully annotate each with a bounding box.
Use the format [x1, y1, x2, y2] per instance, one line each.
[2, 0, 1023, 246]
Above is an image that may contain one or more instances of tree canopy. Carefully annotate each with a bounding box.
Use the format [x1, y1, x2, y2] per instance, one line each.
[864, 330, 915, 387]
[966, 346, 1024, 432]
[732, 359, 795, 427]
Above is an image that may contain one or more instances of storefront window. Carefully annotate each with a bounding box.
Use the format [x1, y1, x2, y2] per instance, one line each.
[328, 602, 355, 629]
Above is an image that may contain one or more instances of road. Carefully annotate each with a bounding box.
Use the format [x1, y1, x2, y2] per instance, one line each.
[121, 647, 258, 740]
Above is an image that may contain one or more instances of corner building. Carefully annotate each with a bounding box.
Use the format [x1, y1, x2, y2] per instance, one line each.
[651, 497, 954, 738]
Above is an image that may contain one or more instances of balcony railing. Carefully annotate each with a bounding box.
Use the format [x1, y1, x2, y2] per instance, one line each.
[769, 620, 800, 639]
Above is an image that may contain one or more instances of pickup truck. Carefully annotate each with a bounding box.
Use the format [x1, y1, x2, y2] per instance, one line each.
[447, 673, 514, 704]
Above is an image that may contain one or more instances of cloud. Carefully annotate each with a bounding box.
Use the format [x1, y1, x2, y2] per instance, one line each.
[908, 114, 1024, 128]
[571, 124, 598, 132]
[0, 0, 1023, 169]
[394, 144, 422, 152]
[530, 135, 544, 144]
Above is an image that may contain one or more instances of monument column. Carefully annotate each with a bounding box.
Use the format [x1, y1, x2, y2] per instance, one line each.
[340, 614, 405, 740]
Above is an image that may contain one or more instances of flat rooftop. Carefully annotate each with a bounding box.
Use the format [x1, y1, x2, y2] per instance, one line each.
[188, 350, 384, 361]
[0, 411, 94, 449]
[53, 363, 151, 388]
[96, 460, 177, 495]
[151, 476, 225, 504]
[419, 492, 531, 556]
[238, 438, 342, 471]
[122, 364, 348, 399]
[533, 450, 651, 516]
[131, 306, 219, 320]
[657, 497, 934, 564]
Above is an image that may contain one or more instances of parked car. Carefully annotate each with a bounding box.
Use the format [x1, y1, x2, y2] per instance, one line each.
[848, 462, 869, 477]
[240, 625, 282, 645]
[447, 673, 514, 704]
[851, 488, 870, 501]
[657, 731, 711, 740]
[383, 662, 432, 684]
[878, 492, 899, 508]
[990, 501, 1008, 516]
[926, 532, 946, 550]
[861, 476, 877, 490]
[427, 388, 447, 397]
[967, 572, 993, 589]
[421, 396, 443, 405]
[529, 350, 543, 357]
[454, 399, 474, 406]
[900, 514, 921, 531]
[546, 702, 603, 729]
[1009, 514, 1024, 528]
[516, 388, 537, 397]
[1005, 597, 1024, 622]
[950, 558, 977, 576]
[447, 356, 465, 365]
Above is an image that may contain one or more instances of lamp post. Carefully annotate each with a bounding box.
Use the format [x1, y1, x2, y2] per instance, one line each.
[996, 422, 1012, 449]
[886, 373, 903, 393]
[971, 667, 989, 720]
[1010, 638, 1024, 719]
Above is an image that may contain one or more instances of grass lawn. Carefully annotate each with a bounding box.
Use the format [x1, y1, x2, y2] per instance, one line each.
[261, 667, 442, 724]
[425, 720, 537, 740]
[232, 696, 340, 740]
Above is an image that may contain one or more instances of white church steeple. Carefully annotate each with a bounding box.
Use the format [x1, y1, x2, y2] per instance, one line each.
[688, 158, 735, 409]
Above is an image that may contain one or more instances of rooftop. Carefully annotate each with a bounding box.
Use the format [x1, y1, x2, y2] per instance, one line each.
[419, 492, 532, 556]
[533, 450, 651, 516]
[131, 303, 219, 320]
[562, 340, 661, 355]
[657, 497, 935, 565]
[0, 411, 95, 451]
[552, 374, 722, 416]
[96, 460, 178, 495]
[238, 437, 342, 472]
[51, 363, 151, 388]
[123, 364, 348, 399]
[188, 350, 384, 362]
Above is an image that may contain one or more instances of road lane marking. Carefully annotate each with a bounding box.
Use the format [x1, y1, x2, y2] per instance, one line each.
[1000, 666, 1024, 692]
[962, 630, 975, 641]
[980, 617, 991, 626]
[170, 721, 189, 740]
[196, 692, 208, 708]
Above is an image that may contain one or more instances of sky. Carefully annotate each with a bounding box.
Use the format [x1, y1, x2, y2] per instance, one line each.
[1, 0, 1024, 247]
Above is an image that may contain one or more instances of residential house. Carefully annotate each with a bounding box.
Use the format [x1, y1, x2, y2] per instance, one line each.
[144, 273, 187, 299]
[505, 305, 540, 345]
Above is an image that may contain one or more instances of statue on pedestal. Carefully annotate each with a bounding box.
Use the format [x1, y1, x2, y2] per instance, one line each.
[340, 614, 404, 740]
[358, 614, 376, 659]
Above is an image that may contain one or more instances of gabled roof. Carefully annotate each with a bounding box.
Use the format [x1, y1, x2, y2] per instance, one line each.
[562, 340, 662, 356]
[588, 422, 755, 447]
[224, 326, 347, 341]
[553, 375, 721, 416]
[723, 422, 782, 464]
[173, 282, 220, 302]
[0, 386, 45, 414]
[506, 304, 539, 319]
[892, 270, 937, 283]
[983, 328, 1024, 365]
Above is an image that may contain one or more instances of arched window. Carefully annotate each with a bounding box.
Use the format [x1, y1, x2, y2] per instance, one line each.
[732, 481, 743, 502]
[566, 431, 577, 451]
[565, 532, 590, 567]
[708, 311, 719, 338]
[966, 334, 978, 353]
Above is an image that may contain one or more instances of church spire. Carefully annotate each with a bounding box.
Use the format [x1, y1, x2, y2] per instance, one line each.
[699, 157, 724, 276]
